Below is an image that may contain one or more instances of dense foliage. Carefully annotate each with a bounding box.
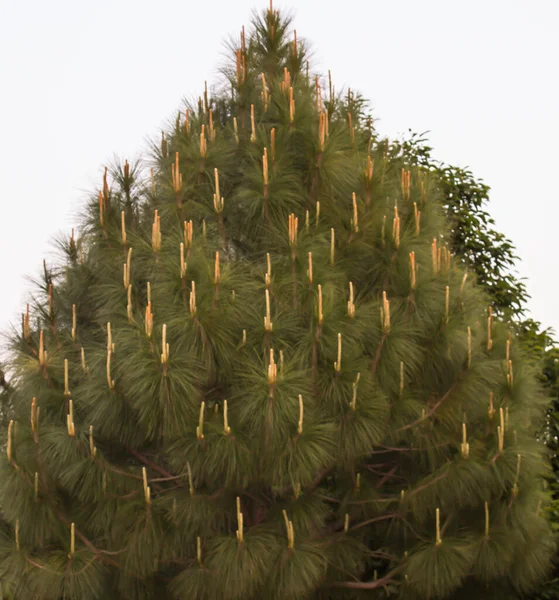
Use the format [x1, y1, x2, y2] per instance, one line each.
[0, 6, 555, 599]
[396, 133, 559, 599]
[399, 133, 559, 600]
[520, 321, 559, 599]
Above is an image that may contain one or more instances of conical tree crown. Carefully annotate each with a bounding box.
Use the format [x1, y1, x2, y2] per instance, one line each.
[0, 6, 553, 600]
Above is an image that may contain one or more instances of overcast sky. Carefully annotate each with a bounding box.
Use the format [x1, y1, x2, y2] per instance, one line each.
[0, 0, 557, 353]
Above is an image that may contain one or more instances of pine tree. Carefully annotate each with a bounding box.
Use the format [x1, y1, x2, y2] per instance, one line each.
[0, 5, 554, 599]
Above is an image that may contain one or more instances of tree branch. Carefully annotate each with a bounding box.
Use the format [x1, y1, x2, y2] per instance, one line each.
[126, 447, 176, 479]
[350, 512, 399, 532]
[330, 566, 402, 590]
[396, 381, 459, 432]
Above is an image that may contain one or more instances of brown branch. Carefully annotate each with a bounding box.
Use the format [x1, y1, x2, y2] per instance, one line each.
[368, 446, 412, 454]
[375, 464, 400, 489]
[150, 474, 184, 483]
[396, 381, 459, 432]
[309, 153, 323, 208]
[305, 465, 333, 494]
[291, 255, 297, 309]
[104, 463, 143, 481]
[399, 517, 430, 543]
[370, 333, 387, 378]
[406, 468, 449, 500]
[311, 325, 321, 391]
[330, 566, 403, 590]
[316, 492, 402, 506]
[26, 557, 57, 572]
[350, 512, 399, 532]
[126, 448, 176, 479]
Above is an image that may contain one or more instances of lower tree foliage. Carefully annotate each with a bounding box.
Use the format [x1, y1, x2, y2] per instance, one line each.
[0, 5, 555, 599]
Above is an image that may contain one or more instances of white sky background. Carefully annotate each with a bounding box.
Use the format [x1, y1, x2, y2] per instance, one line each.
[0, 0, 557, 353]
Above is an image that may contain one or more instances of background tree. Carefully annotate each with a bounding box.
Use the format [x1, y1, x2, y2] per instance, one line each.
[0, 6, 555, 600]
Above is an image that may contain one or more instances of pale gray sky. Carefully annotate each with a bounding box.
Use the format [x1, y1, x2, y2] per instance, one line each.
[0, 0, 557, 350]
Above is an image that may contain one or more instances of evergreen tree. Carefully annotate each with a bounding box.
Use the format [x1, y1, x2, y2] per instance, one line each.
[0, 6, 554, 599]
